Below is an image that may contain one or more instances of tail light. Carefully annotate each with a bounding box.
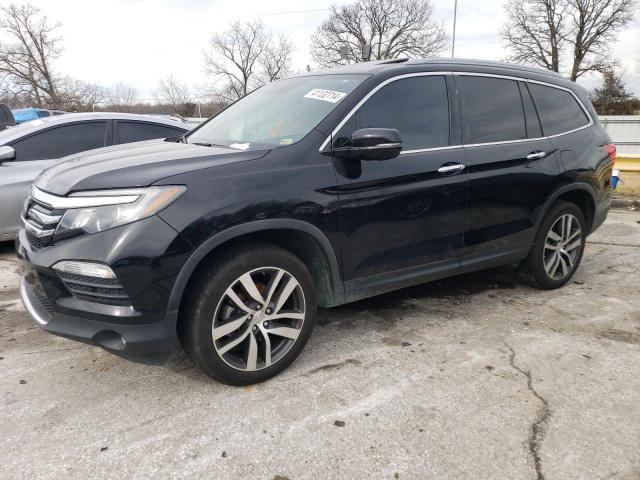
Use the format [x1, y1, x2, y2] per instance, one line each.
[604, 144, 616, 166]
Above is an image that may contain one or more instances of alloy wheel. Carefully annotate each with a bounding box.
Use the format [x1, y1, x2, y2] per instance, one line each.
[211, 267, 306, 371]
[543, 213, 582, 280]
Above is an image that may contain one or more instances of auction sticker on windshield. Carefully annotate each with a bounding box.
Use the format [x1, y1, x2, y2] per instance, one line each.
[304, 89, 347, 103]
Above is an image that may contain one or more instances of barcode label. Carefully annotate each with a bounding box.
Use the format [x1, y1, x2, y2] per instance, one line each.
[303, 89, 347, 103]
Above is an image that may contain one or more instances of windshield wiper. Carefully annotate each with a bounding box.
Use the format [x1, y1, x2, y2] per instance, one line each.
[191, 141, 229, 148]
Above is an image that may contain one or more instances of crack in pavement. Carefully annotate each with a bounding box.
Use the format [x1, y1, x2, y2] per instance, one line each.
[587, 241, 640, 248]
[505, 343, 551, 480]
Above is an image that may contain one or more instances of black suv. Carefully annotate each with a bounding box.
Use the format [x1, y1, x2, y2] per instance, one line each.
[18, 59, 614, 384]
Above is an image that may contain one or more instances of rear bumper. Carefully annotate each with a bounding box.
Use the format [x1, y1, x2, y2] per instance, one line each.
[20, 278, 176, 363]
[590, 196, 611, 234]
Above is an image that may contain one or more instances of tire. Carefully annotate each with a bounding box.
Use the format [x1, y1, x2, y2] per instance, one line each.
[516, 200, 587, 290]
[178, 243, 317, 385]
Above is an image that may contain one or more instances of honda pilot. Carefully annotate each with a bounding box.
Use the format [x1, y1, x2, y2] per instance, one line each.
[18, 59, 614, 385]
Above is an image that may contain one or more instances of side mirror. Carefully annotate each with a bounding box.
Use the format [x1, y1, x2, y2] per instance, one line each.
[0, 145, 15, 163]
[335, 128, 402, 161]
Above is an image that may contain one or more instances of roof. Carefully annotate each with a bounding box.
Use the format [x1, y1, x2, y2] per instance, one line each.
[31, 111, 189, 126]
[408, 57, 566, 78]
[298, 57, 568, 82]
[0, 112, 189, 145]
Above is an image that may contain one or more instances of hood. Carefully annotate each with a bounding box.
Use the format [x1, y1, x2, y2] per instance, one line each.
[35, 140, 270, 196]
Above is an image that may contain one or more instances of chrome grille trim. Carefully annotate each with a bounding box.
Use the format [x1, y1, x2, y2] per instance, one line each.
[26, 206, 61, 226]
[22, 217, 55, 237]
[32, 186, 141, 209]
[22, 192, 66, 248]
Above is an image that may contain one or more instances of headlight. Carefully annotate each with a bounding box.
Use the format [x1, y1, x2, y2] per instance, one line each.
[55, 186, 186, 235]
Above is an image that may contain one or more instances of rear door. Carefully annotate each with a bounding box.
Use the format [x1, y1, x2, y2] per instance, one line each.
[456, 74, 559, 266]
[332, 73, 468, 288]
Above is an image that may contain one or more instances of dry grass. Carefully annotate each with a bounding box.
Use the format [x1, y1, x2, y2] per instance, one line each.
[615, 171, 640, 198]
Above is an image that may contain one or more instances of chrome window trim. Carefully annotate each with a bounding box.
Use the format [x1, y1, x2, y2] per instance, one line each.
[320, 70, 594, 155]
[31, 186, 141, 209]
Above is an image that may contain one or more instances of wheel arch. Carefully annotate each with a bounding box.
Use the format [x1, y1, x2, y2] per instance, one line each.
[532, 183, 597, 239]
[167, 220, 344, 318]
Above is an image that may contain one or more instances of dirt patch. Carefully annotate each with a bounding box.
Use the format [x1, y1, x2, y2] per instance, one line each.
[304, 358, 361, 375]
[595, 329, 640, 345]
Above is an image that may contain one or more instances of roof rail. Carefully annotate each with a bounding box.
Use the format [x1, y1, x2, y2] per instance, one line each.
[377, 58, 410, 65]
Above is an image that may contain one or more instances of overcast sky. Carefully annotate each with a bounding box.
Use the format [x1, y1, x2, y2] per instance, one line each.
[16, 0, 640, 100]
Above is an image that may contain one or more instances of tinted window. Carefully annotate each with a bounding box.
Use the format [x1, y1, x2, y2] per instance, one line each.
[519, 83, 543, 138]
[11, 121, 107, 161]
[458, 76, 526, 144]
[528, 83, 589, 136]
[117, 121, 186, 144]
[335, 76, 449, 151]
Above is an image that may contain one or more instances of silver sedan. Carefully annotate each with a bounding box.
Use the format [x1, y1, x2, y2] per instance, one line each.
[0, 112, 190, 241]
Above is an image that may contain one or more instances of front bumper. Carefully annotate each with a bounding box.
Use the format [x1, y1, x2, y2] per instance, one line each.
[20, 278, 177, 362]
[17, 215, 192, 363]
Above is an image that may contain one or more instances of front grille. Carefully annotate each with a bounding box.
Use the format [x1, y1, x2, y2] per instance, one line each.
[26, 231, 45, 249]
[22, 199, 65, 249]
[56, 271, 131, 306]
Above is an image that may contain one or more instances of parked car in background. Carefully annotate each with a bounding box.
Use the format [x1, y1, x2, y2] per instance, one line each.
[0, 104, 16, 131]
[17, 59, 613, 384]
[12, 107, 68, 123]
[0, 112, 190, 240]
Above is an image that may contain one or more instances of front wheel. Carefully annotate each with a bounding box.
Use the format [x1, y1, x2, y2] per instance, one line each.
[516, 200, 586, 289]
[179, 244, 317, 385]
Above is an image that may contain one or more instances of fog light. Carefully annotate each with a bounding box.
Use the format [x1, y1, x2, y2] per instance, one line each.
[52, 261, 116, 279]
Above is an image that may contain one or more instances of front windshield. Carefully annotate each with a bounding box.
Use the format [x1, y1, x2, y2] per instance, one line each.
[187, 74, 366, 150]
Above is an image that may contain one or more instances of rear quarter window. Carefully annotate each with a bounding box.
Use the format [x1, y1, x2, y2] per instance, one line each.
[116, 121, 186, 144]
[528, 83, 590, 136]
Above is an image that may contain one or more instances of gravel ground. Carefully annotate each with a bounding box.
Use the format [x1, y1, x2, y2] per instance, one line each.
[1, 209, 639, 480]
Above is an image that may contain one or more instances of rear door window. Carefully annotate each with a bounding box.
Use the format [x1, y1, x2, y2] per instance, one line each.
[458, 76, 526, 144]
[116, 121, 186, 144]
[10, 121, 107, 161]
[334, 75, 450, 151]
[528, 83, 590, 136]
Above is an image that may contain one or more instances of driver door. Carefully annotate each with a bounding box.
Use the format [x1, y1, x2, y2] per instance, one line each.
[331, 74, 468, 289]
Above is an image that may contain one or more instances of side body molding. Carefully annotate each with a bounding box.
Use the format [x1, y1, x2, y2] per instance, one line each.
[166, 219, 344, 315]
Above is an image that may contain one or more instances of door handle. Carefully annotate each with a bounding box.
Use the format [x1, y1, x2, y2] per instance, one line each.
[437, 163, 466, 174]
[526, 151, 547, 160]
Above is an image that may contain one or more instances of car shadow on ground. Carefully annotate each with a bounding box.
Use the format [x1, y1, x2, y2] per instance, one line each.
[318, 267, 518, 324]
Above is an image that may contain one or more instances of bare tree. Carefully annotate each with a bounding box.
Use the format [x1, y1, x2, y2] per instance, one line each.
[56, 77, 104, 111]
[502, 0, 636, 81]
[310, 0, 448, 68]
[0, 3, 61, 107]
[261, 33, 293, 82]
[107, 82, 138, 111]
[153, 75, 191, 115]
[204, 19, 293, 103]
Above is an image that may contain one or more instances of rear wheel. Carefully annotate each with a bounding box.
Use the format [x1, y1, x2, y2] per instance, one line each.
[179, 244, 317, 385]
[516, 200, 586, 289]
